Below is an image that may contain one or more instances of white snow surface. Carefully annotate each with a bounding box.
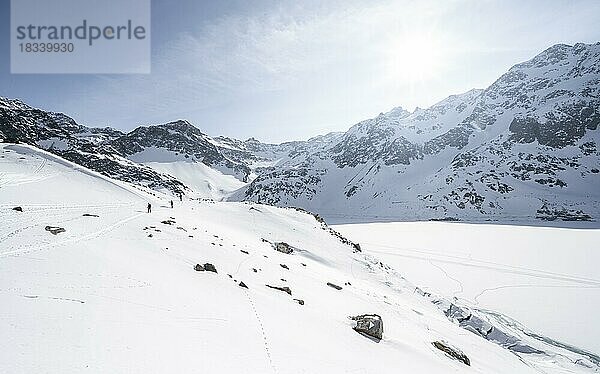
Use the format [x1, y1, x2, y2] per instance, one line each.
[142, 161, 245, 200]
[1, 143, 598, 373]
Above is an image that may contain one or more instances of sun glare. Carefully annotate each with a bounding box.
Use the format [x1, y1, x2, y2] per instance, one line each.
[386, 34, 444, 83]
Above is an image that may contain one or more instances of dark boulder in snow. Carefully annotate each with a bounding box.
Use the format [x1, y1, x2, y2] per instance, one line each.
[294, 298, 305, 305]
[194, 264, 205, 271]
[239, 281, 248, 289]
[280, 264, 289, 270]
[45, 226, 65, 235]
[327, 282, 343, 290]
[273, 242, 293, 254]
[432, 340, 470, 366]
[350, 314, 383, 341]
[266, 284, 292, 295]
[12, 206, 23, 212]
[203, 263, 217, 273]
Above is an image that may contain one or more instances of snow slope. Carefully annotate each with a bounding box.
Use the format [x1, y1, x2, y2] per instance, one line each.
[334, 222, 600, 355]
[1, 143, 598, 373]
[141, 161, 245, 200]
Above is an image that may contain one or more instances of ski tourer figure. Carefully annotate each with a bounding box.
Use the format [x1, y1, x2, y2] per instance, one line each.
[170, 200, 174, 209]
[147, 203, 152, 213]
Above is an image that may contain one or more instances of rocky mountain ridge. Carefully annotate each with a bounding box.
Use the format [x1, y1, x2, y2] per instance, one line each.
[233, 42, 600, 224]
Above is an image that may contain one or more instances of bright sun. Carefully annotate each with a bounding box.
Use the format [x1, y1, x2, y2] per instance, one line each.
[386, 34, 444, 83]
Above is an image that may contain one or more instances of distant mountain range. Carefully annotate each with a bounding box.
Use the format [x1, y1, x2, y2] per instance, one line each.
[2, 42, 599, 224]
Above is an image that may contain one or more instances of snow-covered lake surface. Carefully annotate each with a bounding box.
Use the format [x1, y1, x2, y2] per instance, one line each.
[334, 222, 600, 355]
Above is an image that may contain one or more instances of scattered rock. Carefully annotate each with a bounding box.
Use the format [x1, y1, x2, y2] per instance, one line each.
[45, 226, 66, 235]
[280, 264, 289, 270]
[82, 213, 99, 217]
[251, 268, 258, 273]
[12, 206, 23, 212]
[266, 285, 292, 296]
[327, 282, 343, 290]
[273, 242, 293, 254]
[301, 263, 306, 267]
[148, 234, 153, 238]
[240, 250, 249, 255]
[194, 264, 205, 271]
[203, 263, 217, 273]
[161, 220, 176, 225]
[239, 281, 248, 289]
[188, 235, 193, 238]
[350, 314, 383, 341]
[294, 298, 305, 305]
[352, 243, 361, 252]
[345, 281, 352, 286]
[432, 341, 470, 366]
[176, 226, 187, 232]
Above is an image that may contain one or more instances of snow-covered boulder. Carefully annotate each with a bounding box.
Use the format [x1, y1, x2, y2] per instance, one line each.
[350, 314, 383, 341]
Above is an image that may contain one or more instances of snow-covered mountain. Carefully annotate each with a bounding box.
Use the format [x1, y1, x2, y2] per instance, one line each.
[2, 42, 599, 224]
[0, 101, 282, 199]
[233, 42, 600, 224]
[2, 142, 599, 373]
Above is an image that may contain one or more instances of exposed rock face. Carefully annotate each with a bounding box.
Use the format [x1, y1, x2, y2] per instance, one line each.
[350, 314, 383, 341]
[266, 285, 292, 295]
[111, 120, 251, 182]
[326, 282, 343, 290]
[432, 341, 470, 366]
[194, 264, 204, 271]
[45, 226, 65, 235]
[203, 263, 217, 273]
[273, 242, 293, 254]
[12, 206, 22, 212]
[0, 98, 187, 195]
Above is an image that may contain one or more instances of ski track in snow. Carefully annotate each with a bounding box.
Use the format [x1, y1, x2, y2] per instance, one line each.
[0, 210, 144, 258]
[427, 259, 464, 298]
[244, 290, 278, 374]
[473, 284, 600, 305]
[365, 244, 600, 287]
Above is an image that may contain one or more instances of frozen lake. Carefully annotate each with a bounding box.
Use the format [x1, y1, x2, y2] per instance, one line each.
[334, 222, 600, 355]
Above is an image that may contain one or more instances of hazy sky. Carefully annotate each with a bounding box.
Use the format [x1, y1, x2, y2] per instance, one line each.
[2, 0, 600, 142]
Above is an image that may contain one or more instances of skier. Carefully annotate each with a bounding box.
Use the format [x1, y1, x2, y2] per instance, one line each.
[147, 203, 152, 213]
[170, 200, 174, 209]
